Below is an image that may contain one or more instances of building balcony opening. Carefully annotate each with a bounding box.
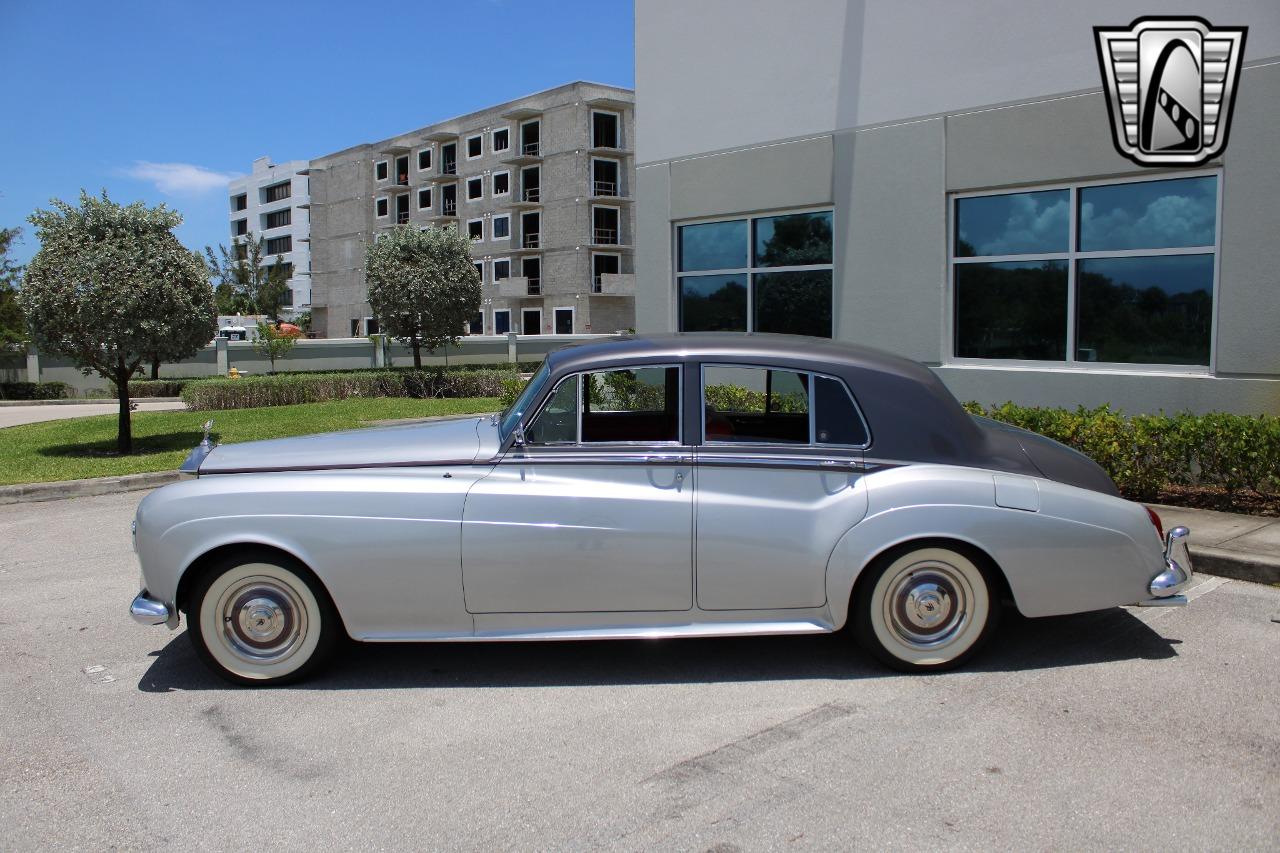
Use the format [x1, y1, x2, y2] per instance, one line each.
[520, 120, 540, 157]
[592, 111, 620, 149]
[441, 142, 457, 175]
[521, 212, 540, 248]
[592, 252, 620, 292]
[593, 206, 620, 244]
[522, 257, 541, 294]
[592, 159, 620, 197]
[394, 155, 410, 186]
[442, 184, 457, 216]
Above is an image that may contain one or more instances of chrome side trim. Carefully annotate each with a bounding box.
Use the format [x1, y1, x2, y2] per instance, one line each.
[497, 450, 692, 466]
[130, 590, 179, 629]
[201, 458, 480, 475]
[695, 452, 864, 474]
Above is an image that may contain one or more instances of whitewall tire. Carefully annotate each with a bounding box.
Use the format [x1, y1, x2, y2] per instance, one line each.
[854, 545, 999, 672]
[187, 553, 338, 685]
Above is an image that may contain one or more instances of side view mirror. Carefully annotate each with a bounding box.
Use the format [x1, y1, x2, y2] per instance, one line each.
[512, 422, 527, 447]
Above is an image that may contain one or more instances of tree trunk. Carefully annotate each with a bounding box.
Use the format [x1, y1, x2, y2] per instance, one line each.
[412, 340, 422, 369]
[116, 361, 133, 455]
[150, 357, 161, 380]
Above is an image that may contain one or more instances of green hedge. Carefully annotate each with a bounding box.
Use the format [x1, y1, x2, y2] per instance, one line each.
[118, 378, 201, 398]
[965, 402, 1280, 500]
[0, 381, 71, 400]
[184, 368, 515, 411]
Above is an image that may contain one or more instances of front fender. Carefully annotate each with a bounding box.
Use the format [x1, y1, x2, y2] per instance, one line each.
[824, 465, 1163, 628]
[134, 468, 487, 639]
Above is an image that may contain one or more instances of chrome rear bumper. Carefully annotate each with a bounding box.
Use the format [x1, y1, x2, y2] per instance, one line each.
[130, 590, 179, 629]
[1137, 526, 1193, 607]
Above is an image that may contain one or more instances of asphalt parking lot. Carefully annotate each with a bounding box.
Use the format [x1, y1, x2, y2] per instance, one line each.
[2, 491, 1277, 850]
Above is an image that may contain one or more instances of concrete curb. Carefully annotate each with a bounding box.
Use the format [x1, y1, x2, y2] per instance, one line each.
[0, 471, 181, 505]
[0, 397, 184, 407]
[1188, 545, 1280, 586]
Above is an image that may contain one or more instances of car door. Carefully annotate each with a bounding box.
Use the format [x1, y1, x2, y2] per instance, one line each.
[694, 364, 871, 610]
[461, 364, 693, 614]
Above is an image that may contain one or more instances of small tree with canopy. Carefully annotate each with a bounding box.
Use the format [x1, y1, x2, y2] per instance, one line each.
[204, 234, 291, 320]
[19, 191, 216, 453]
[364, 225, 481, 368]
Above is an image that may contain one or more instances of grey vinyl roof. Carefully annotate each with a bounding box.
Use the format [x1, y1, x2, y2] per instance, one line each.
[548, 332, 936, 383]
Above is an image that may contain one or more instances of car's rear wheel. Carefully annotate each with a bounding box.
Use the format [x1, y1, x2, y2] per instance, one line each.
[853, 544, 998, 672]
[187, 552, 338, 686]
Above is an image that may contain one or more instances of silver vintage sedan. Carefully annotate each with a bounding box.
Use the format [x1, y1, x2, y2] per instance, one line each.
[129, 334, 1192, 684]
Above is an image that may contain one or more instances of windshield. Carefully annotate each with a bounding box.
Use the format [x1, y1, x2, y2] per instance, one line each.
[499, 360, 551, 440]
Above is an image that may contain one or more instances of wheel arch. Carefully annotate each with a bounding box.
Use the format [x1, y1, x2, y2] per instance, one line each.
[826, 517, 1019, 630]
[845, 536, 1014, 626]
[175, 542, 346, 637]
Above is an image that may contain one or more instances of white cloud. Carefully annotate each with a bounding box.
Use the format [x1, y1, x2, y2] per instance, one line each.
[122, 161, 241, 195]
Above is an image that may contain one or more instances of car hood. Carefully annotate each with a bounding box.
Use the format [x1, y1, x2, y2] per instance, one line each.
[971, 415, 1120, 497]
[197, 414, 498, 474]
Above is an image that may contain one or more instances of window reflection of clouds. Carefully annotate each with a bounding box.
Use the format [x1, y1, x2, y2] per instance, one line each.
[679, 220, 748, 271]
[956, 190, 1069, 256]
[1078, 176, 1216, 251]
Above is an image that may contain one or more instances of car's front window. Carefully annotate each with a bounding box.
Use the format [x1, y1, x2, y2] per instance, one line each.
[523, 364, 682, 446]
[500, 360, 550, 440]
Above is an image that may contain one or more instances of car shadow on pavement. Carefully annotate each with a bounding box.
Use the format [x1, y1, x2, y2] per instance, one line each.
[137, 605, 1177, 692]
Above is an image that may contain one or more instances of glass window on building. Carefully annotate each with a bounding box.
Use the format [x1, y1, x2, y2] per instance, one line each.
[676, 211, 833, 337]
[952, 175, 1217, 367]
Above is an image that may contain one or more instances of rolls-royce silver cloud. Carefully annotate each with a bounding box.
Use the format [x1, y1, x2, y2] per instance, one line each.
[129, 334, 1193, 684]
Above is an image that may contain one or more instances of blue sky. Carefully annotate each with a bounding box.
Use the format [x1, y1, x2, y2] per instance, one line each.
[0, 0, 634, 265]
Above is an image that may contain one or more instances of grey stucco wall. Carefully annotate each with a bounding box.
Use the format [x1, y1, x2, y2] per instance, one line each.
[637, 0, 1280, 165]
[836, 118, 946, 364]
[1214, 63, 1280, 377]
[635, 1, 1280, 414]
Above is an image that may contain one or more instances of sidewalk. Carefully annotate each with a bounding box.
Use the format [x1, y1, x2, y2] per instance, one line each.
[1154, 504, 1280, 586]
[0, 400, 186, 428]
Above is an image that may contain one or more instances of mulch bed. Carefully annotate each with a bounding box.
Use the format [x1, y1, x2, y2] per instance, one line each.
[1149, 484, 1280, 518]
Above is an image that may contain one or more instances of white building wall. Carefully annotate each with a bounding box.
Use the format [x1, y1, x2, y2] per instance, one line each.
[227, 156, 312, 318]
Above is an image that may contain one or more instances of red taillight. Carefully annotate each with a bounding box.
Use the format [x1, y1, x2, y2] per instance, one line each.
[1145, 506, 1164, 541]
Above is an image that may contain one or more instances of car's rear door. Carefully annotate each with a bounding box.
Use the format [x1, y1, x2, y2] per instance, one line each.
[461, 364, 694, 614]
[694, 364, 870, 610]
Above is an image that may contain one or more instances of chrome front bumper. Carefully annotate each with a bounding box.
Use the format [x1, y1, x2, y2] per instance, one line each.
[1138, 526, 1193, 607]
[130, 590, 179, 629]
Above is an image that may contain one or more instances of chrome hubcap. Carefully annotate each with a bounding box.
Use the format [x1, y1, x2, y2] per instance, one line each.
[217, 577, 307, 664]
[885, 565, 969, 649]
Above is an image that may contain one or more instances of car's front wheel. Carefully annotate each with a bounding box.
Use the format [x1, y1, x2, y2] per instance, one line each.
[187, 551, 339, 686]
[853, 544, 999, 672]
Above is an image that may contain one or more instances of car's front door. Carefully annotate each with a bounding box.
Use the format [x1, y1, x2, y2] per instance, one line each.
[461, 364, 693, 613]
[694, 364, 871, 610]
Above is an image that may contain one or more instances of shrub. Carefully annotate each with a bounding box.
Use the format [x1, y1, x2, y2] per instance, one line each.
[183, 368, 515, 411]
[115, 378, 197, 398]
[0, 380, 70, 400]
[967, 402, 1280, 502]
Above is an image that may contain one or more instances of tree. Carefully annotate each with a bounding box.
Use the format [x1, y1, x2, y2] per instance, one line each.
[252, 320, 300, 374]
[0, 226, 26, 348]
[204, 234, 291, 320]
[365, 225, 481, 368]
[19, 191, 216, 454]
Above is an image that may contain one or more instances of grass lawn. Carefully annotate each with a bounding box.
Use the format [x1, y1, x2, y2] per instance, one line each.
[0, 397, 501, 486]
